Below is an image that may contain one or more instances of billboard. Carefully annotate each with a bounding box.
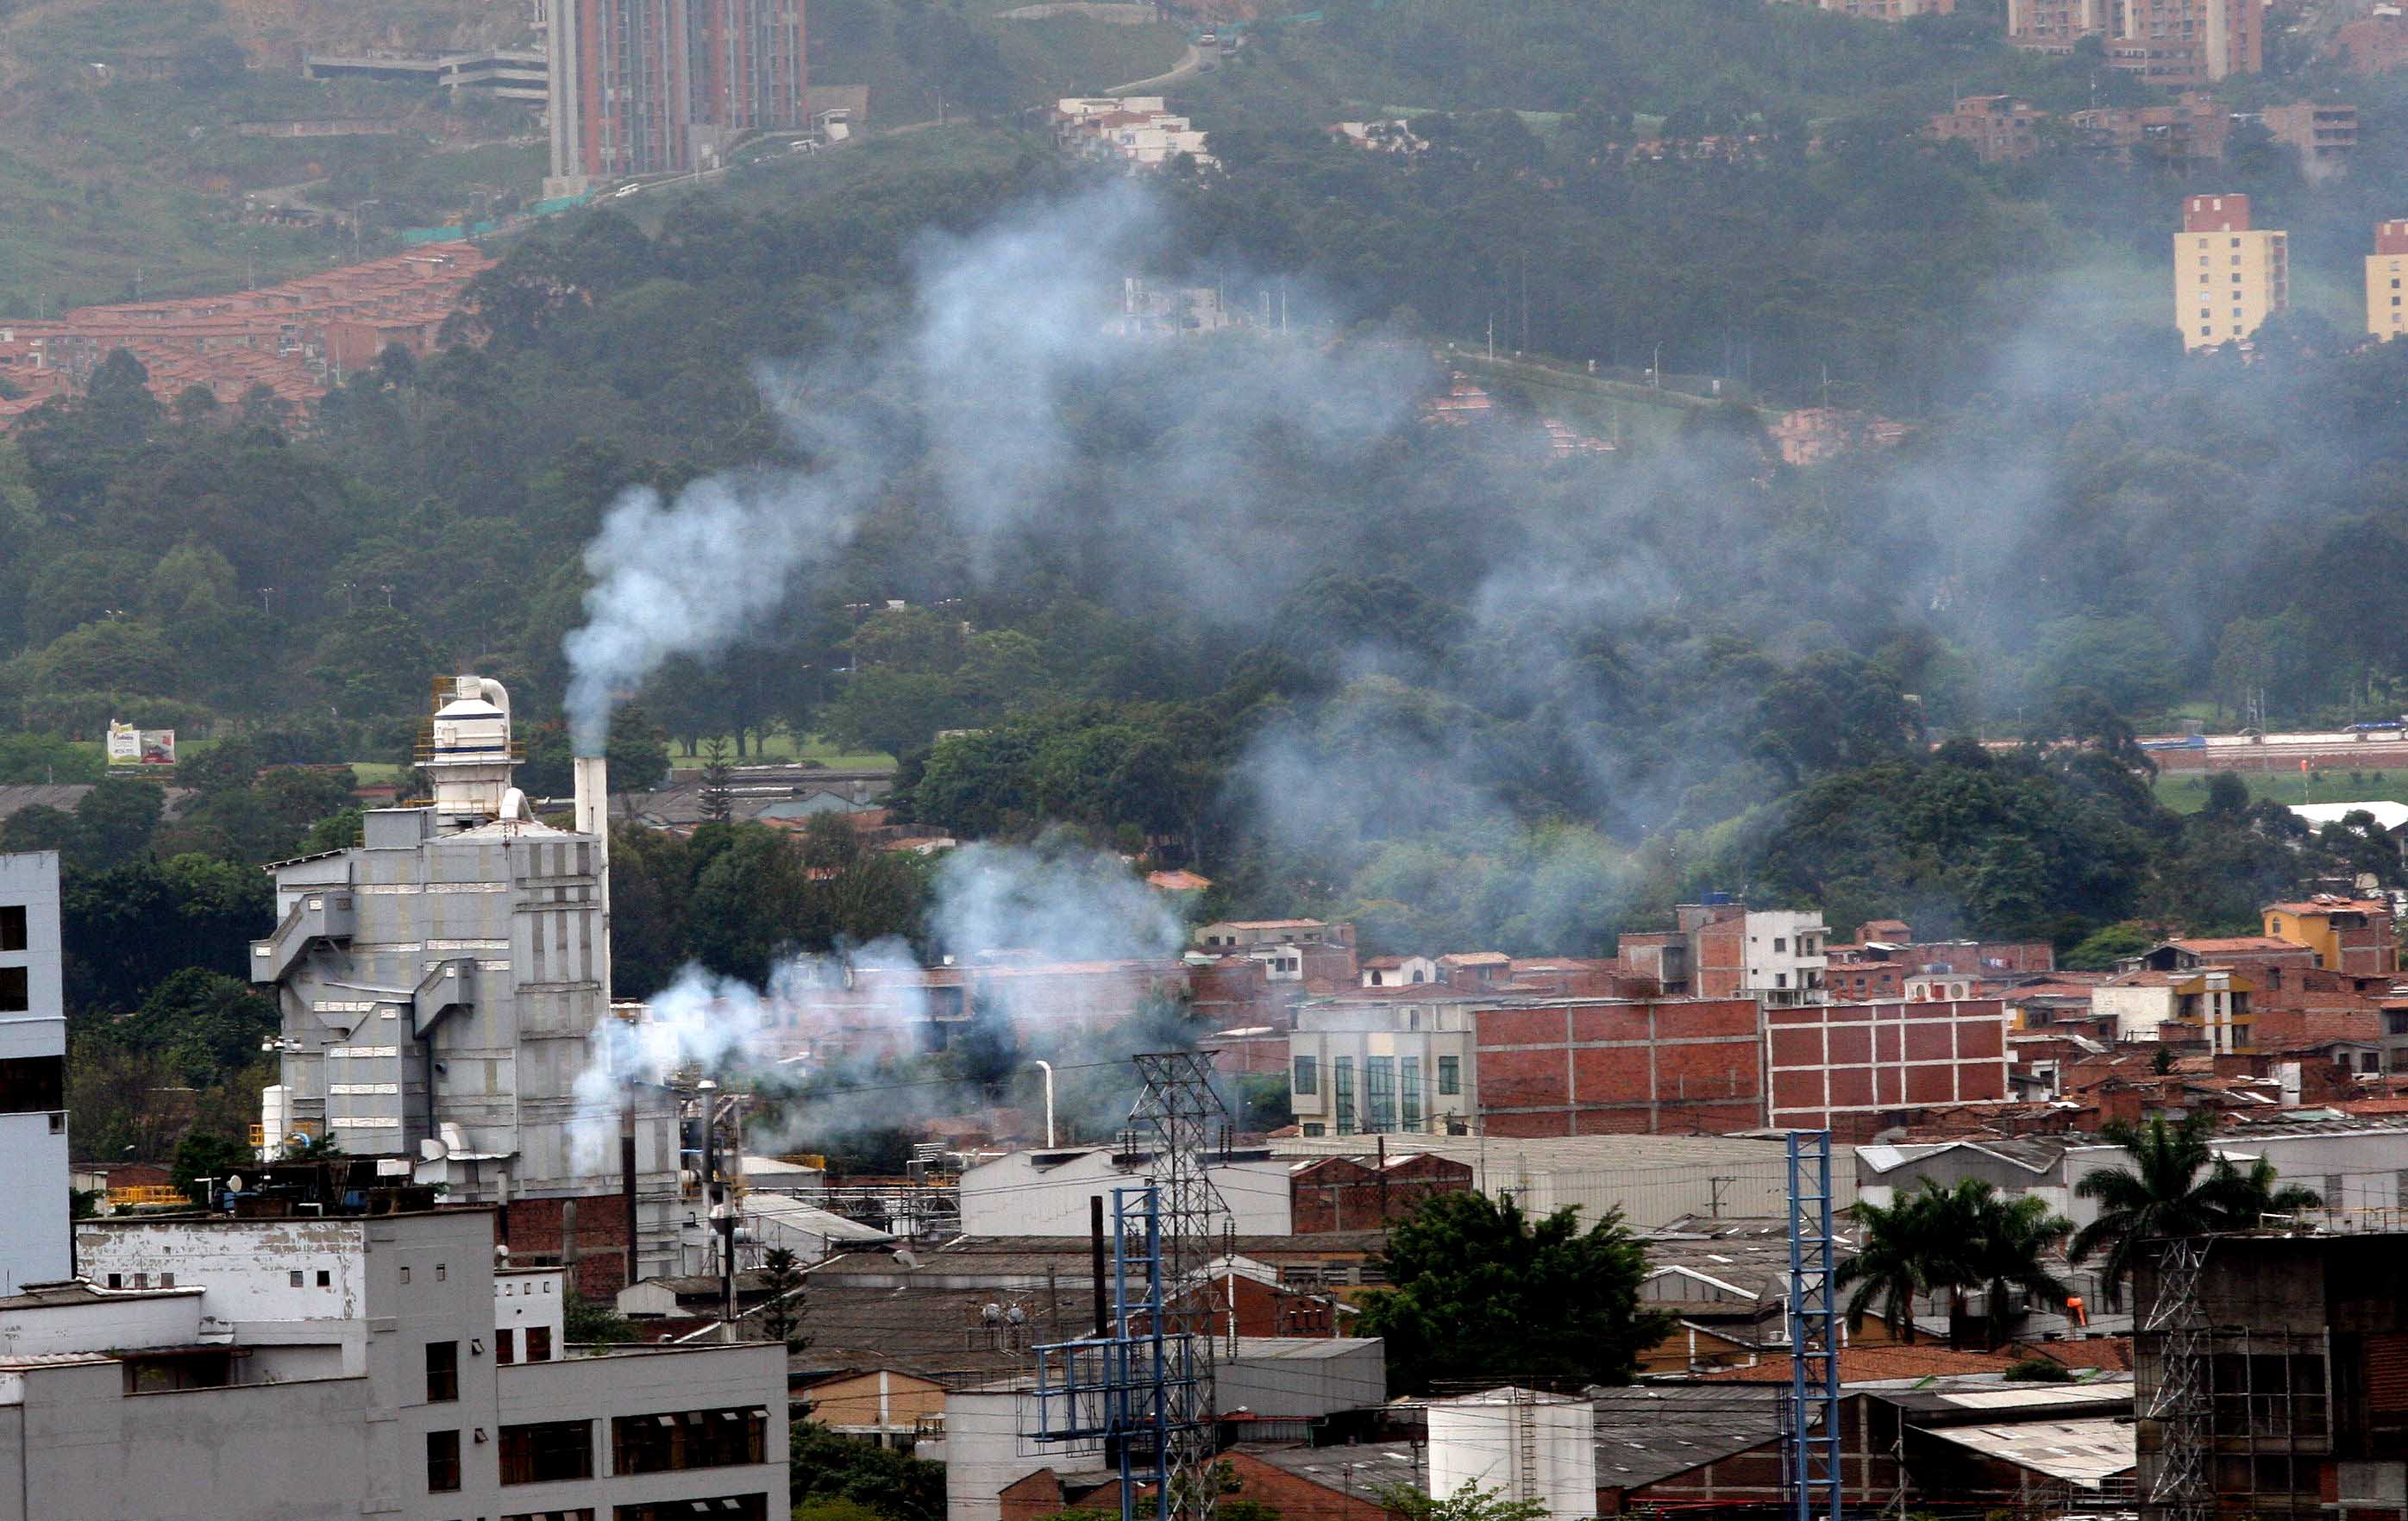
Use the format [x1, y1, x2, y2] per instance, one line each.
[104, 722, 176, 766]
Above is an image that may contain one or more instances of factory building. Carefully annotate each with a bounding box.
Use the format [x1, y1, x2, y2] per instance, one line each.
[0, 1202, 787, 1521]
[254, 676, 681, 1293]
[0, 851, 66, 1296]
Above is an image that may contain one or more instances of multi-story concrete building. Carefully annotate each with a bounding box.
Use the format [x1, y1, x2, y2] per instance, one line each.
[255, 675, 680, 1293]
[2011, 0, 2263, 84]
[0, 851, 64, 1297]
[2178, 193, 2287, 351]
[1693, 906, 1829, 1003]
[2134, 1230, 2407, 1519]
[1289, 995, 1481, 1138]
[2006, 0, 2108, 49]
[546, 0, 808, 190]
[0, 1203, 787, 1521]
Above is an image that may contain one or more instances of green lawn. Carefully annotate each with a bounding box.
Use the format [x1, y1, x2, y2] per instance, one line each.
[2154, 767, 2408, 815]
[666, 733, 895, 771]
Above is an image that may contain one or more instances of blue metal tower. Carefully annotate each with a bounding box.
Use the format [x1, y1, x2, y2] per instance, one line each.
[1032, 1184, 1206, 1521]
[1784, 1130, 1842, 1521]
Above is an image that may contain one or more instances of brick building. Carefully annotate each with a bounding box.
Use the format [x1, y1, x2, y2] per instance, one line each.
[1925, 95, 2050, 162]
[1474, 998, 1766, 1136]
[1764, 998, 2010, 1140]
[2262, 895, 2397, 976]
[1286, 1152, 1474, 1232]
[546, 0, 807, 187]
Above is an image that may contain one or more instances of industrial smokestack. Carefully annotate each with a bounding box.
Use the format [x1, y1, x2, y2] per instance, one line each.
[574, 754, 613, 999]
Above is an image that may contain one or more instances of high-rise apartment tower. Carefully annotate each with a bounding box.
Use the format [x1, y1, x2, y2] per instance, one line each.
[2177, 193, 2287, 352]
[546, 0, 807, 191]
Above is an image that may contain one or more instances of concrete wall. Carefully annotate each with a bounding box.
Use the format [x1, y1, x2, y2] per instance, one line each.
[0, 1359, 377, 1521]
[0, 1292, 199, 1355]
[1217, 1338, 1388, 1418]
[0, 851, 66, 1294]
[79, 1217, 371, 1370]
[495, 1266, 566, 1360]
[946, 1386, 1104, 1521]
[958, 1151, 1294, 1236]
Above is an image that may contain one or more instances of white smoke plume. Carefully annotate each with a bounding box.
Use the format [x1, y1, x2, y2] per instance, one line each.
[569, 835, 1188, 1166]
[559, 179, 1428, 750]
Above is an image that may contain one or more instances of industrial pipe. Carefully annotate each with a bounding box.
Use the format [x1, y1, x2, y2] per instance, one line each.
[1032, 1060, 1057, 1148]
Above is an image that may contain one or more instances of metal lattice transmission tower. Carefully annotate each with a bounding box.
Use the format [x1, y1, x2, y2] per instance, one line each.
[2143, 1236, 2213, 1521]
[1784, 1130, 1842, 1521]
[1130, 1051, 1232, 1521]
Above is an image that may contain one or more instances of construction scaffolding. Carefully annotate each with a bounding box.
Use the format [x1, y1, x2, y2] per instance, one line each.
[2142, 1236, 2211, 1521]
[1783, 1130, 1842, 1521]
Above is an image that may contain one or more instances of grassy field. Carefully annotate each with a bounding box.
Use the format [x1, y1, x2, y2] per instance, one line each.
[2154, 768, 2408, 815]
[668, 733, 895, 771]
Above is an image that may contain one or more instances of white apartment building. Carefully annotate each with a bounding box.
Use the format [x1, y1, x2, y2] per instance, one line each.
[1288, 999, 1477, 1138]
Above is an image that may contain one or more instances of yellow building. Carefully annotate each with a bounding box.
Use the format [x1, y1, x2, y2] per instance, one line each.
[2263, 895, 2397, 975]
[2178, 193, 2287, 350]
[2368, 220, 2408, 340]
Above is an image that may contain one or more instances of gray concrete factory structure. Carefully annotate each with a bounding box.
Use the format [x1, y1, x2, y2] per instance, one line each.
[254, 675, 681, 1291]
[0, 851, 66, 1296]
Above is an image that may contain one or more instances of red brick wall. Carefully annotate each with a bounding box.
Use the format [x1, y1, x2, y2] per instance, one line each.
[1290, 1155, 1473, 1231]
[499, 1193, 633, 1299]
[1693, 921, 1747, 998]
[1473, 998, 1763, 1136]
[1221, 1450, 1395, 1521]
[1765, 998, 2009, 1139]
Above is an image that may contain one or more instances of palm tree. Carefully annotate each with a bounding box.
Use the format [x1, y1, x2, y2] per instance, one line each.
[1842, 1180, 2072, 1348]
[2069, 1113, 2324, 1308]
[1839, 1187, 1940, 1344]
[1963, 1189, 2073, 1349]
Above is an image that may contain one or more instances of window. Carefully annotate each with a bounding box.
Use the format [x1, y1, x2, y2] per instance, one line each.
[508, 1512, 594, 1521]
[425, 1340, 458, 1403]
[611, 1409, 769, 1474]
[1437, 1055, 1461, 1096]
[106, 1273, 122, 1289]
[1301, 1123, 1325, 1137]
[0, 904, 23, 952]
[1333, 1057, 1356, 1136]
[499, 1420, 593, 1485]
[436, 1263, 447, 1282]
[0, 967, 27, 1014]
[426, 1430, 461, 1493]
[159, 1274, 173, 1288]
[615, 1500, 767, 1521]
[289, 1270, 304, 1288]
[1364, 1055, 1396, 1133]
[1400, 1055, 1422, 1131]
[317, 1270, 331, 1287]
[525, 1326, 552, 1361]
[399, 1266, 411, 1285]
[1292, 1055, 1318, 1096]
[0, 1055, 62, 1115]
[497, 1328, 517, 1366]
[1772, 937, 1787, 954]
[1775, 972, 1789, 988]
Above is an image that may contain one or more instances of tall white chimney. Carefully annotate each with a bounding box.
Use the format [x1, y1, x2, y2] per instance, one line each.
[574, 754, 612, 998]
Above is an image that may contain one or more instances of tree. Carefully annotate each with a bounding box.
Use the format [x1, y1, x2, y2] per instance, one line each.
[2069, 1114, 2324, 1307]
[1376, 1481, 1550, 1521]
[1354, 1191, 1666, 1394]
[565, 1290, 639, 1344]
[1837, 1186, 1945, 1345]
[126, 968, 281, 1087]
[699, 736, 736, 823]
[169, 1130, 254, 1199]
[758, 1245, 810, 1351]
[788, 1422, 946, 1521]
[1841, 1180, 2070, 1348]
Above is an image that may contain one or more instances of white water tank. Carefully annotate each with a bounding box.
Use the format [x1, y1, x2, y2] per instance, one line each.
[258, 1084, 292, 1161]
[1427, 1388, 1596, 1520]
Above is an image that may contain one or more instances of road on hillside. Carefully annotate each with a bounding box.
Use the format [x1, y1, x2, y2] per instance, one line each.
[1105, 41, 1206, 94]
